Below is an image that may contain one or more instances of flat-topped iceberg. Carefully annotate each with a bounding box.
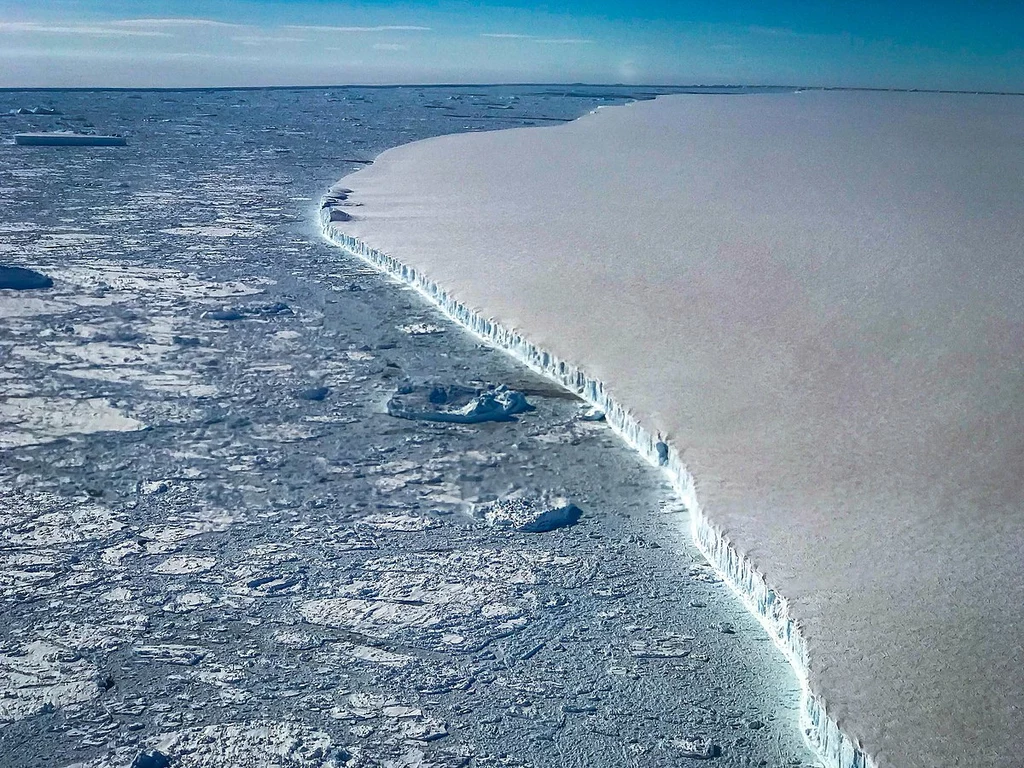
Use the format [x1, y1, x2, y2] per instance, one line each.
[323, 92, 1024, 768]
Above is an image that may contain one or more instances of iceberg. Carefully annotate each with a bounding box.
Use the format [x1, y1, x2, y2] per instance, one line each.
[322, 92, 1024, 768]
[386, 382, 532, 424]
[321, 218, 872, 768]
[479, 492, 582, 533]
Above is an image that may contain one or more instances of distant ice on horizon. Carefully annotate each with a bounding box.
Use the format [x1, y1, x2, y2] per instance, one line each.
[335, 92, 1024, 768]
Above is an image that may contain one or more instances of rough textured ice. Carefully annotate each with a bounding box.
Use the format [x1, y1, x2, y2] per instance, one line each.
[1, 85, 817, 768]
[387, 382, 532, 423]
[479, 493, 583, 533]
[326, 92, 1024, 768]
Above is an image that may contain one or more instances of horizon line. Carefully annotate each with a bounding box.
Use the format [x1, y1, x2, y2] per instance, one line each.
[2, 82, 1023, 96]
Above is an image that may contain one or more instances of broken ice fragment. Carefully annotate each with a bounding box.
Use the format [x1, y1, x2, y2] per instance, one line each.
[480, 493, 582, 533]
[674, 736, 718, 759]
[387, 383, 533, 424]
[252, 301, 292, 316]
[0, 266, 53, 290]
[398, 322, 445, 335]
[204, 308, 244, 322]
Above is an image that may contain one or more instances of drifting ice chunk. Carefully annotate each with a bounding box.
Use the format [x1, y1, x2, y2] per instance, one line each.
[674, 736, 718, 759]
[9, 107, 61, 115]
[480, 492, 582, 532]
[387, 383, 532, 424]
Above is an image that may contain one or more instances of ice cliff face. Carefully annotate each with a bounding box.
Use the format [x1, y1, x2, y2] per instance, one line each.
[320, 213, 876, 768]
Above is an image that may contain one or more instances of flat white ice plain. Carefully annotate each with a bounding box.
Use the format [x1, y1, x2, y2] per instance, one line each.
[328, 92, 1024, 768]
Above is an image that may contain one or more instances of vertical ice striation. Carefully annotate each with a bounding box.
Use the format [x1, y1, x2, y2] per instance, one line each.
[320, 211, 877, 768]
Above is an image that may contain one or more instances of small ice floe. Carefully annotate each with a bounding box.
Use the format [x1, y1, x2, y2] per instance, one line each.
[203, 301, 292, 322]
[0, 397, 143, 449]
[478, 492, 582, 533]
[153, 555, 216, 575]
[8, 106, 61, 115]
[673, 736, 719, 760]
[159, 224, 259, 238]
[357, 511, 439, 532]
[151, 720, 348, 768]
[137, 480, 170, 495]
[0, 640, 99, 723]
[579, 406, 606, 422]
[204, 308, 244, 321]
[628, 632, 694, 659]
[397, 322, 445, 336]
[0, 265, 52, 290]
[321, 187, 352, 207]
[387, 382, 533, 424]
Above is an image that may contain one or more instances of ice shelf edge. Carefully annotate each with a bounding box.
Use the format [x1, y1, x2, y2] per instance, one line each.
[320, 210, 878, 768]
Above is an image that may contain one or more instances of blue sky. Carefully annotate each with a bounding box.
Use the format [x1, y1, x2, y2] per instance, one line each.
[1, 1, 1021, 89]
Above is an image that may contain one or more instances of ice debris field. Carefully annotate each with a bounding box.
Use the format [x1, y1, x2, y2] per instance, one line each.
[1, 87, 816, 768]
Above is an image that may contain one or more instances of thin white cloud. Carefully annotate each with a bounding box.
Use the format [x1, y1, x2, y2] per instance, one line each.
[156, 52, 260, 61]
[373, 43, 409, 51]
[285, 25, 431, 33]
[747, 25, 802, 38]
[480, 33, 594, 45]
[232, 35, 308, 45]
[111, 18, 247, 30]
[0, 21, 172, 37]
[0, 47, 256, 62]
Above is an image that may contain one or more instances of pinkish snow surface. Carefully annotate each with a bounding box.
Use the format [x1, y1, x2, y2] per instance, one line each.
[335, 93, 1024, 767]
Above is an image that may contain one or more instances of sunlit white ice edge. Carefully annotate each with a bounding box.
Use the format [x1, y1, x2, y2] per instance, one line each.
[321, 212, 877, 768]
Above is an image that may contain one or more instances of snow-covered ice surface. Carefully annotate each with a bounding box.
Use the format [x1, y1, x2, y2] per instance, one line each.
[1, 87, 816, 768]
[330, 92, 1024, 768]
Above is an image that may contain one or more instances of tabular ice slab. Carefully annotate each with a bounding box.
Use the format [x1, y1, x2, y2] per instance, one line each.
[329, 92, 1024, 768]
[480, 493, 582, 533]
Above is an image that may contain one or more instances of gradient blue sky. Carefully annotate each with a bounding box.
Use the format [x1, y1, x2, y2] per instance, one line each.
[1, 1, 1021, 89]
